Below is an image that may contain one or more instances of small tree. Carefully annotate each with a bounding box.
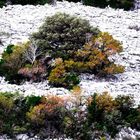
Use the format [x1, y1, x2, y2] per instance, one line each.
[23, 42, 43, 64]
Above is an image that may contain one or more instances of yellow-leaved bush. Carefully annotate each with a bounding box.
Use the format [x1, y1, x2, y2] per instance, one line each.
[95, 92, 117, 112]
[87, 92, 117, 112]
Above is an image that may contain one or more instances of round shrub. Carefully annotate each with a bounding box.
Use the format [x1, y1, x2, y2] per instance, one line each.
[31, 13, 100, 59]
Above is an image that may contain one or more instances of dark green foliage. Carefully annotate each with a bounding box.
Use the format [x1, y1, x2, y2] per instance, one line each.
[87, 93, 101, 124]
[84, 0, 105, 8]
[83, 0, 134, 10]
[65, 0, 80, 2]
[87, 93, 120, 137]
[0, 44, 18, 82]
[0, 0, 135, 10]
[115, 95, 140, 130]
[64, 72, 80, 89]
[0, 0, 61, 6]
[31, 13, 99, 59]
[0, 0, 5, 8]
[4, 44, 14, 54]
[12, 0, 48, 5]
[25, 95, 42, 110]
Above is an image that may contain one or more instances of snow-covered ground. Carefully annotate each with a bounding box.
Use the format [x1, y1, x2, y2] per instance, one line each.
[0, 1, 140, 104]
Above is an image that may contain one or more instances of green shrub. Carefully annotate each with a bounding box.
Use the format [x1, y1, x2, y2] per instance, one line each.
[115, 95, 140, 129]
[47, 31, 124, 88]
[83, 0, 134, 10]
[31, 13, 99, 60]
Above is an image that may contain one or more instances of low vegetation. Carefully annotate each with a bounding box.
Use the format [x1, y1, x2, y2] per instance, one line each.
[0, 91, 140, 139]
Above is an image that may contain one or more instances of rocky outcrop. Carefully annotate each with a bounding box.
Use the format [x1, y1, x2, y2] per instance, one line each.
[0, 1, 140, 104]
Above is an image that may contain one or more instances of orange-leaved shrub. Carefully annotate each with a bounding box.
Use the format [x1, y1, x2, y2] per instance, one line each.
[73, 32, 125, 75]
[27, 95, 65, 126]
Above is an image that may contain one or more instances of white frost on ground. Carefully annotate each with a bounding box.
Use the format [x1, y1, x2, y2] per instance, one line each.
[0, 1, 140, 103]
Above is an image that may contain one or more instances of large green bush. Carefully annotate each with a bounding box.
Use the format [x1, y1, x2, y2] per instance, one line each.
[0, 92, 26, 136]
[83, 0, 134, 10]
[31, 13, 99, 59]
